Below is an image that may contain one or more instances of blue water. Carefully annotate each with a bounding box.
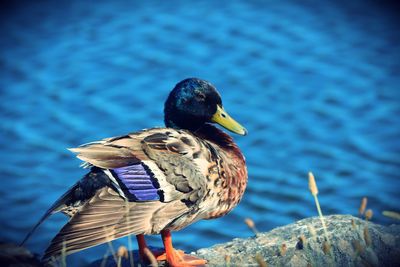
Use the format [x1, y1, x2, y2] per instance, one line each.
[1, 0, 399, 266]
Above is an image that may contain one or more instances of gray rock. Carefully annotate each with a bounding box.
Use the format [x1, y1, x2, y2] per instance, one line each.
[194, 215, 400, 267]
[90, 215, 400, 267]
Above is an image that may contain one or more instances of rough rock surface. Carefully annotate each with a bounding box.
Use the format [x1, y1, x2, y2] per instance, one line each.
[4, 215, 394, 266]
[91, 214, 399, 266]
[194, 215, 400, 267]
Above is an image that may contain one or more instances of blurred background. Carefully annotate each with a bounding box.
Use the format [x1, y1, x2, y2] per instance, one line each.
[0, 0, 399, 266]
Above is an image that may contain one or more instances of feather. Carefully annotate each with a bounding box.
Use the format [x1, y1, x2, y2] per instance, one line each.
[20, 183, 80, 246]
[21, 168, 111, 246]
[42, 187, 188, 261]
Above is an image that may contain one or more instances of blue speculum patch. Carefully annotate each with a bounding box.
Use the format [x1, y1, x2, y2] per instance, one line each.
[112, 164, 160, 201]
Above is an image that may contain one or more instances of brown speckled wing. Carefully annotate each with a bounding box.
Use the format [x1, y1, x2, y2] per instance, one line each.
[140, 130, 209, 206]
[43, 187, 188, 261]
[69, 128, 210, 205]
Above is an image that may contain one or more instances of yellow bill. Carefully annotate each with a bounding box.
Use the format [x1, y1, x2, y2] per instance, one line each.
[211, 105, 247, 136]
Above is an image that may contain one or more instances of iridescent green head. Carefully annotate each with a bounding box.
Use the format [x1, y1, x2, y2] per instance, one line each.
[164, 78, 247, 135]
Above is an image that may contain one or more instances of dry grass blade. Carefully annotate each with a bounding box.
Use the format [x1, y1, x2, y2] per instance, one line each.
[308, 172, 329, 242]
[279, 244, 287, 256]
[225, 255, 231, 267]
[61, 240, 67, 267]
[322, 241, 331, 255]
[244, 218, 259, 234]
[352, 239, 364, 257]
[100, 248, 110, 267]
[127, 235, 134, 267]
[125, 199, 135, 267]
[307, 225, 317, 241]
[365, 209, 373, 221]
[107, 241, 118, 265]
[103, 226, 118, 265]
[255, 253, 268, 267]
[117, 254, 122, 267]
[143, 247, 158, 267]
[363, 227, 371, 247]
[382, 210, 400, 220]
[359, 197, 367, 216]
[118, 246, 128, 259]
[308, 172, 318, 195]
[117, 246, 129, 267]
[351, 219, 356, 229]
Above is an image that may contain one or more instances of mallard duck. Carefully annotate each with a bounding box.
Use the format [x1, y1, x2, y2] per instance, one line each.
[22, 78, 248, 267]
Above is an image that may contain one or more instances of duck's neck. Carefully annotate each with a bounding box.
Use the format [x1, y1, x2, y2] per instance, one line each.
[194, 124, 245, 162]
[164, 110, 207, 133]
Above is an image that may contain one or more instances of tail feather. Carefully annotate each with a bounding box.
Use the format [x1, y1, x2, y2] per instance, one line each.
[20, 167, 110, 246]
[20, 183, 80, 246]
[41, 187, 189, 262]
[41, 187, 161, 261]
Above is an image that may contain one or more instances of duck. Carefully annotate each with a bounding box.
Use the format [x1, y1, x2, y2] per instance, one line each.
[22, 78, 248, 267]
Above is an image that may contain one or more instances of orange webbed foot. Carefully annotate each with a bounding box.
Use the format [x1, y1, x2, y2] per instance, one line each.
[156, 249, 207, 267]
[160, 230, 207, 267]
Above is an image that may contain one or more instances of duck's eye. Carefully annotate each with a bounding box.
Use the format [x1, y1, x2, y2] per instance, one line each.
[194, 90, 206, 101]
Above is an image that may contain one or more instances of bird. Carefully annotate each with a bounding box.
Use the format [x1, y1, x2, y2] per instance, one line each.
[21, 78, 248, 267]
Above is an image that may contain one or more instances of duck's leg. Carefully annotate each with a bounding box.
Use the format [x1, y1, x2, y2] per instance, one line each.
[136, 234, 149, 261]
[136, 234, 163, 263]
[157, 230, 207, 267]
